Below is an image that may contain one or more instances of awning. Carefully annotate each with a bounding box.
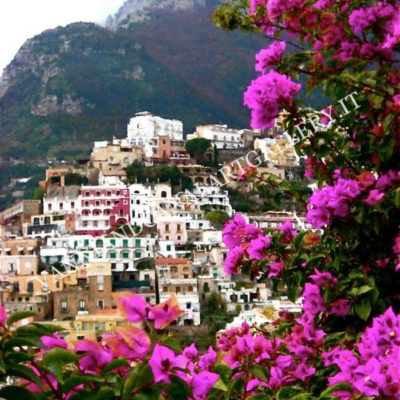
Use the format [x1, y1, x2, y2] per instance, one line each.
[17, 247, 24, 251]
[27, 247, 34, 251]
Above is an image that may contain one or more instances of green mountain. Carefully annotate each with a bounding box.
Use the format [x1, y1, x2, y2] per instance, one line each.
[0, 0, 325, 209]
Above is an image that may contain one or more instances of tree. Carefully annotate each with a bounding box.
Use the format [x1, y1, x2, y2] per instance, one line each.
[185, 138, 212, 163]
[204, 210, 230, 228]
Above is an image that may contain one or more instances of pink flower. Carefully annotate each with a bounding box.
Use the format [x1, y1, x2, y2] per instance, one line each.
[330, 299, 350, 316]
[364, 189, 384, 205]
[255, 41, 286, 72]
[302, 283, 326, 315]
[198, 346, 217, 370]
[278, 220, 297, 243]
[104, 326, 150, 360]
[268, 260, 285, 278]
[149, 344, 186, 384]
[309, 268, 337, 287]
[293, 362, 316, 381]
[150, 293, 185, 330]
[247, 235, 271, 260]
[41, 333, 68, 349]
[75, 339, 113, 374]
[0, 307, 7, 328]
[191, 371, 220, 398]
[113, 292, 152, 324]
[223, 245, 244, 275]
[223, 215, 262, 250]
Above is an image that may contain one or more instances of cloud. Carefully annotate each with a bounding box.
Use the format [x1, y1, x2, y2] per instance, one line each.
[0, 0, 123, 74]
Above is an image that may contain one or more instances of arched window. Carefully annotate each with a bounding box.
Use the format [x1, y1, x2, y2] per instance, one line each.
[95, 239, 103, 248]
[161, 191, 167, 198]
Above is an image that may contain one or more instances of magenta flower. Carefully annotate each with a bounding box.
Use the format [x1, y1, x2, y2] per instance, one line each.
[353, 358, 385, 397]
[309, 268, 337, 287]
[268, 260, 285, 278]
[75, 339, 113, 374]
[302, 283, 326, 315]
[364, 189, 384, 205]
[191, 371, 220, 398]
[223, 245, 244, 275]
[247, 235, 271, 260]
[41, 333, 68, 349]
[149, 344, 186, 384]
[293, 362, 316, 381]
[198, 346, 217, 370]
[255, 41, 286, 72]
[278, 220, 297, 243]
[223, 215, 262, 250]
[150, 293, 185, 330]
[330, 299, 350, 316]
[113, 292, 152, 324]
[0, 307, 7, 328]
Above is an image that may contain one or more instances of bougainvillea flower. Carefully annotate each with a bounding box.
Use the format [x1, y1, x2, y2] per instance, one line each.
[223, 245, 244, 275]
[150, 293, 185, 330]
[330, 299, 350, 316]
[0, 306, 6, 327]
[75, 339, 113, 374]
[148, 344, 186, 384]
[247, 235, 271, 260]
[191, 371, 220, 398]
[41, 333, 68, 349]
[113, 292, 152, 324]
[198, 346, 217, 370]
[113, 326, 150, 360]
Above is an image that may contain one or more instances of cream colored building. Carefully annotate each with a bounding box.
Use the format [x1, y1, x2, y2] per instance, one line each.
[91, 139, 143, 173]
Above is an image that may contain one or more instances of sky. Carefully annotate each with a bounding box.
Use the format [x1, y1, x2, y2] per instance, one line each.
[0, 0, 124, 75]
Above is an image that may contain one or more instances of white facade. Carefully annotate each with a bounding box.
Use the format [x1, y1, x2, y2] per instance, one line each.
[127, 112, 183, 157]
[43, 196, 78, 215]
[187, 124, 245, 149]
[40, 235, 156, 269]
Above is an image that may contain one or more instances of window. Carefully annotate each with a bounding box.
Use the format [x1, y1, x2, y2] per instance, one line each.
[95, 201, 100, 206]
[79, 300, 85, 311]
[186, 302, 191, 309]
[110, 252, 116, 259]
[96, 239, 103, 248]
[61, 300, 67, 311]
[56, 282, 60, 289]
[166, 236, 169, 240]
[84, 201, 89, 207]
[33, 217, 39, 226]
[84, 239, 89, 247]
[135, 239, 141, 247]
[177, 224, 181, 232]
[83, 221, 88, 228]
[165, 224, 170, 233]
[44, 216, 51, 225]
[48, 204, 52, 211]
[97, 300, 104, 309]
[161, 191, 167, 198]
[188, 285, 193, 292]
[135, 252, 141, 258]
[97, 275, 104, 291]
[163, 286, 168, 292]
[8, 263, 14, 272]
[85, 191, 90, 197]
[177, 236, 181, 241]
[166, 245, 171, 251]
[93, 221, 98, 228]
[122, 252, 129, 259]
[144, 274, 150, 280]
[96, 191, 101, 197]
[83, 253, 89, 262]
[110, 239, 116, 247]
[176, 286, 181, 293]
[123, 239, 128, 247]
[71, 201, 75, 208]
[203, 282, 210, 292]
[59, 203, 63, 210]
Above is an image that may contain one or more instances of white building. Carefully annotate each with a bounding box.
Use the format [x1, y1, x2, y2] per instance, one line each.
[187, 124, 252, 149]
[127, 112, 183, 157]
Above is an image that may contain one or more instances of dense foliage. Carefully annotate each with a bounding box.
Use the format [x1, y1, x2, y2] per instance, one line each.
[0, 0, 399, 399]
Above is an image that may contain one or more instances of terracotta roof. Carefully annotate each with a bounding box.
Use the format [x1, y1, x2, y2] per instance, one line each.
[156, 258, 190, 264]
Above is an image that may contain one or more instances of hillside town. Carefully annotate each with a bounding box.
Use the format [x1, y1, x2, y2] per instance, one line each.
[0, 111, 311, 342]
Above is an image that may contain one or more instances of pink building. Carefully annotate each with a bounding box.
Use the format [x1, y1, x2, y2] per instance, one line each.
[75, 186, 130, 236]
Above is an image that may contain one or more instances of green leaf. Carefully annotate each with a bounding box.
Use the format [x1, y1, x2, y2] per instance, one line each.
[161, 337, 182, 354]
[31, 323, 67, 335]
[5, 351, 33, 364]
[4, 335, 45, 351]
[319, 382, 353, 398]
[7, 365, 43, 388]
[351, 285, 373, 296]
[6, 311, 38, 327]
[214, 364, 232, 384]
[213, 378, 228, 392]
[0, 355, 5, 374]
[290, 395, 315, 400]
[324, 332, 344, 346]
[277, 387, 304, 400]
[40, 348, 81, 383]
[165, 375, 192, 400]
[0, 386, 37, 400]
[93, 387, 115, 400]
[250, 366, 267, 381]
[62, 375, 105, 393]
[247, 395, 272, 400]
[355, 299, 371, 321]
[133, 388, 161, 400]
[102, 358, 129, 374]
[122, 364, 153, 400]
